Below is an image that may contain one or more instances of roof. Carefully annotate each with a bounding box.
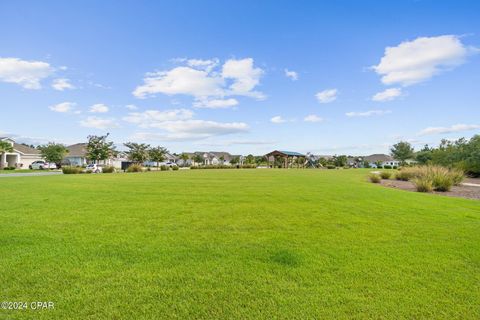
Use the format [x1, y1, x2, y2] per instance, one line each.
[65, 143, 88, 157]
[363, 154, 394, 162]
[265, 150, 305, 157]
[13, 143, 40, 155]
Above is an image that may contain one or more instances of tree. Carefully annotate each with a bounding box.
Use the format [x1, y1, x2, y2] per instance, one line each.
[179, 153, 190, 167]
[245, 154, 255, 164]
[124, 142, 150, 164]
[415, 144, 433, 165]
[333, 155, 347, 167]
[0, 140, 14, 169]
[149, 146, 168, 168]
[230, 156, 240, 165]
[193, 154, 204, 166]
[86, 134, 117, 164]
[38, 143, 69, 167]
[390, 141, 414, 163]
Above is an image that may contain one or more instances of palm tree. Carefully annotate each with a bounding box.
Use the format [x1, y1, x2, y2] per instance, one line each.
[0, 140, 14, 169]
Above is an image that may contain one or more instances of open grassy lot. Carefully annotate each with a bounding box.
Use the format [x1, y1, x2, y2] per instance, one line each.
[1, 169, 479, 319]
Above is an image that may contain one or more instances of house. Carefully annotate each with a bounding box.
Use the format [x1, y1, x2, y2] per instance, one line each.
[363, 154, 400, 168]
[0, 137, 43, 168]
[191, 151, 237, 166]
[63, 143, 120, 167]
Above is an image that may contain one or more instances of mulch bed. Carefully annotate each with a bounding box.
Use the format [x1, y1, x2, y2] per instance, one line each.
[380, 177, 480, 201]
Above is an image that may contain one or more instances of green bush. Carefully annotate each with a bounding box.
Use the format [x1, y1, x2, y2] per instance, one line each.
[3, 166, 15, 170]
[126, 164, 143, 172]
[172, 166, 179, 171]
[380, 171, 391, 179]
[160, 165, 168, 171]
[102, 166, 115, 173]
[62, 167, 82, 174]
[450, 168, 465, 186]
[369, 173, 381, 183]
[413, 177, 433, 192]
[383, 165, 392, 169]
[326, 165, 336, 169]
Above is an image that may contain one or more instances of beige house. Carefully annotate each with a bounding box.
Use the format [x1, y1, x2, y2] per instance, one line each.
[0, 137, 43, 168]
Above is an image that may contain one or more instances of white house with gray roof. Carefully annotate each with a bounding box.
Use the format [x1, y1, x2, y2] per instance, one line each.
[0, 137, 44, 168]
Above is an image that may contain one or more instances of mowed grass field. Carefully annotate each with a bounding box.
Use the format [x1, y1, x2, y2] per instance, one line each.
[1, 169, 479, 319]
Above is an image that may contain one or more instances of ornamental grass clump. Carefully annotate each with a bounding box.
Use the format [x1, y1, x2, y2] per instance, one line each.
[369, 173, 381, 183]
[380, 171, 391, 179]
[102, 166, 115, 173]
[413, 176, 433, 192]
[126, 164, 143, 172]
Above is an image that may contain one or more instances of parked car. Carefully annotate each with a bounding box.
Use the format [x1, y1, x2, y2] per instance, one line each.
[29, 161, 57, 170]
[85, 164, 103, 173]
[159, 161, 178, 167]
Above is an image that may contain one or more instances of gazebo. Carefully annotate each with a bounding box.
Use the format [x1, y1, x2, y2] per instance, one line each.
[265, 150, 305, 168]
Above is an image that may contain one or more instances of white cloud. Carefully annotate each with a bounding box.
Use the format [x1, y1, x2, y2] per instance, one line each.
[0, 57, 54, 89]
[79, 116, 119, 129]
[316, 89, 338, 103]
[49, 102, 76, 113]
[133, 58, 265, 105]
[222, 58, 265, 99]
[125, 104, 138, 110]
[133, 66, 224, 99]
[346, 110, 392, 117]
[52, 78, 74, 91]
[372, 88, 402, 102]
[270, 116, 287, 124]
[373, 35, 476, 86]
[284, 69, 298, 81]
[418, 124, 480, 136]
[193, 98, 239, 109]
[123, 109, 194, 128]
[131, 121, 248, 141]
[89, 103, 109, 113]
[304, 114, 323, 122]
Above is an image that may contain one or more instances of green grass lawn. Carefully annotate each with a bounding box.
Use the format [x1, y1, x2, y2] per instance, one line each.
[0, 169, 47, 174]
[1, 169, 479, 319]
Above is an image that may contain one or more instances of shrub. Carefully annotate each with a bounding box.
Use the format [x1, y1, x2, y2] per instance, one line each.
[172, 166, 179, 171]
[102, 166, 115, 173]
[147, 167, 152, 171]
[450, 168, 465, 186]
[369, 173, 381, 183]
[380, 171, 391, 179]
[85, 169, 93, 174]
[160, 165, 168, 171]
[3, 166, 15, 170]
[392, 166, 398, 169]
[431, 174, 453, 191]
[62, 166, 82, 174]
[326, 165, 336, 169]
[383, 165, 392, 169]
[126, 164, 143, 172]
[413, 177, 433, 192]
[395, 167, 421, 181]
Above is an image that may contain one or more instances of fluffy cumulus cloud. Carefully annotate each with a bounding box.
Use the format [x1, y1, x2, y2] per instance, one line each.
[51, 78, 74, 91]
[79, 116, 119, 129]
[372, 88, 402, 102]
[89, 103, 109, 113]
[0, 57, 54, 89]
[316, 89, 338, 103]
[124, 108, 247, 141]
[418, 124, 480, 136]
[270, 116, 287, 124]
[345, 110, 392, 117]
[133, 58, 265, 107]
[284, 69, 298, 81]
[373, 35, 476, 86]
[304, 114, 323, 122]
[49, 101, 76, 113]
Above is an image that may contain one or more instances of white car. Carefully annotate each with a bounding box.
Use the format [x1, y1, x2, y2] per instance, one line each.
[85, 164, 103, 173]
[29, 161, 57, 170]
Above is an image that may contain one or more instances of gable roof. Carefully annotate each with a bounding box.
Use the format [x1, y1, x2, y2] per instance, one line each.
[363, 154, 394, 162]
[66, 143, 88, 157]
[13, 143, 40, 155]
[265, 150, 305, 157]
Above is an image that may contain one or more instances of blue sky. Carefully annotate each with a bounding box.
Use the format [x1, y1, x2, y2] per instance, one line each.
[1, 0, 479, 155]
